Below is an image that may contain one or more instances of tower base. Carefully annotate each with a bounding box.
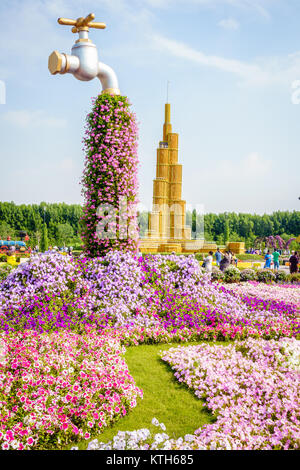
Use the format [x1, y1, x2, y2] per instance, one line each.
[139, 239, 217, 254]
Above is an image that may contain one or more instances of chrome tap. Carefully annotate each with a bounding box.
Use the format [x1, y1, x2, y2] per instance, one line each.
[48, 13, 120, 95]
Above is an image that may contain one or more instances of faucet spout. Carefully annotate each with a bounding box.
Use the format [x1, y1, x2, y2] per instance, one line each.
[48, 14, 121, 95]
[98, 61, 120, 95]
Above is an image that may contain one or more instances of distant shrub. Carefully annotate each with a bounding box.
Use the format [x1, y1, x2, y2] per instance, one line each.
[211, 266, 225, 282]
[257, 269, 276, 284]
[237, 254, 263, 261]
[288, 273, 300, 284]
[224, 266, 241, 283]
[240, 269, 257, 282]
[0, 264, 14, 281]
[275, 270, 288, 283]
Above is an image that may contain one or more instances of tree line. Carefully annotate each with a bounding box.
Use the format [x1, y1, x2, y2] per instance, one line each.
[0, 202, 299, 250]
[0, 202, 83, 249]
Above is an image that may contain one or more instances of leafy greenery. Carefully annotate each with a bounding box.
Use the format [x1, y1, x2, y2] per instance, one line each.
[40, 223, 49, 253]
[0, 202, 299, 251]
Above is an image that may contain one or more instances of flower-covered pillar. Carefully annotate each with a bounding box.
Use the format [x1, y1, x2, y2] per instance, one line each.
[81, 94, 139, 257]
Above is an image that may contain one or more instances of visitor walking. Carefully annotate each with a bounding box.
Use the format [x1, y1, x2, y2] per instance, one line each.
[215, 248, 222, 267]
[204, 251, 214, 273]
[220, 251, 231, 272]
[264, 250, 273, 269]
[273, 249, 280, 272]
[289, 251, 299, 274]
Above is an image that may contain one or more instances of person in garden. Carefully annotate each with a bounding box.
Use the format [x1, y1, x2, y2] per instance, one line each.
[204, 251, 214, 273]
[215, 248, 222, 267]
[273, 249, 280, 272]
[233, 254, 238, 267]
[220, 251, 231, 272]
[289, 251, 299, 274]
[264, 250, 273, 269]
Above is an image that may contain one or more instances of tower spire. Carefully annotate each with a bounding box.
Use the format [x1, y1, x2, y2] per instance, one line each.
[163, 102, 172, 141]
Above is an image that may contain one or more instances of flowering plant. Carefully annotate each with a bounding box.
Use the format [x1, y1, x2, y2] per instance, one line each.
[81, 94, 139, 257]
[0, 330, 142, 450]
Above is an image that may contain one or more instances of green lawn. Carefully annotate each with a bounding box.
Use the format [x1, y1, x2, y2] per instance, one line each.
[71, 340, 228, 450]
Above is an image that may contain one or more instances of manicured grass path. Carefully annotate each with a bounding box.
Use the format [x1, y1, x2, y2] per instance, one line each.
[74, 340, 227, 449]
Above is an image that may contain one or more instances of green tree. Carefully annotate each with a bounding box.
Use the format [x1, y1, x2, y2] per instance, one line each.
[40, 223, 49, 252]
[56, 223, 74, 247]
[192, 209, 197, 239]
[0, 221, 15, 239]
[223, 219, 230, 245]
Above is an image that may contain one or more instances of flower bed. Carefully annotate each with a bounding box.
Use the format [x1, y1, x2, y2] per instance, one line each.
[0, 330, 142, 450]
[161, 338, 300, 450]
[73, 338, 300, 451]
[225, 282, 300, 310]
[0, 253, 299, 339]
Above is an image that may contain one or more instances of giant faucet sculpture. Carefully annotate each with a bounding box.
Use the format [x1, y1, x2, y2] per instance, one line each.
[48, 13, 120, 95]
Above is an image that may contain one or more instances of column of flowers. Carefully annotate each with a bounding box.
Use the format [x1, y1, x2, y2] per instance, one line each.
[81, 94, 139, 257]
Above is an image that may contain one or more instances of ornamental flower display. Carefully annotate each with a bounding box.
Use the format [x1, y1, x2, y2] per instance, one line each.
[0, 252, 299, 450]
[161, 338, 300, 450]
[0, 253, 299, 338]
[0, 330, 142, 450]
[73, 339, 300, 451]
[81, 94, 139, 257]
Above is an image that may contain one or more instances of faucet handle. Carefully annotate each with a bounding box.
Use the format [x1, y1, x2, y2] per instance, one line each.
[58, 13, 106, 33]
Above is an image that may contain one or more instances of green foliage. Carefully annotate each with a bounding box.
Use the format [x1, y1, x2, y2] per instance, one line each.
[56, 223, 74, 247]
[275, 271, 288, 283]
[257, 269, 276, 284]
[0, 221, 15, 239]
[211, 267, 225, 282]
[0, 202, 299, 251]
[187, 210, 300, 246]
[237, 254, 263, 261]
[240, 269, 257, 282]
[224, 266, 241, 283]
[223, 219, 230, 245]
[40, 223, 49, 253]
[287, 273, 300, 284]
[0, 255, 7, 263]
[0, 264, 14, 281]
[0, 202, 82, 247]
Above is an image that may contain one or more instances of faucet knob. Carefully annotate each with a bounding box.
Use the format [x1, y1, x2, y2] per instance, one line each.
[57, 13, 106, 33]
[48, 50, 63, 75]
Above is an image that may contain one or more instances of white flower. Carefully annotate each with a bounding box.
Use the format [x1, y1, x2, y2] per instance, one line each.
[184, 434, 195, 442]
[152, 417, 159, 427]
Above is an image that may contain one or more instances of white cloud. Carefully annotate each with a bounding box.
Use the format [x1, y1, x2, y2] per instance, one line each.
[3, 110, 67, 129]
[218, 18, 240, 30]
[214, 152, 271, 179]
[151, 33, 300, 87]
[143, 0, 274, 19]
[151, 33, 269, 85]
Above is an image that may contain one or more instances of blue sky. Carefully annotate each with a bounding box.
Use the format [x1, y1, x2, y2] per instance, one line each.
[0, 0, 300, 214]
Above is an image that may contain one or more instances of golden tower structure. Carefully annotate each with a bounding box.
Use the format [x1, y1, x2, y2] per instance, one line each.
[140, 103, 205, 254]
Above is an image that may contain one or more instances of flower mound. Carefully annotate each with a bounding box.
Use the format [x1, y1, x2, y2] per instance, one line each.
[0, 253, 299, 339]
[81, 94, 139, 257]
[0, 330, 142, 450]
[161, 338, 300, 450]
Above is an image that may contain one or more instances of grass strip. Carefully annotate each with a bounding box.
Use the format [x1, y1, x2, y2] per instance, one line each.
[73, 340, 227, 449]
